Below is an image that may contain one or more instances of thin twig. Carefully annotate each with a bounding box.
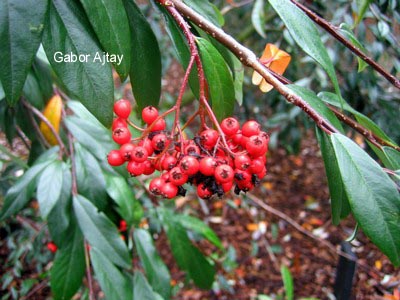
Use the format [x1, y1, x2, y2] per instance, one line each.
[84, 241, 95, 300]
[22, 279, 49, 300]
[290, 0, 400, 90]
[68, 132, 78, 196]
[25, 105, 51, 149]
[15, 126, 31, 151]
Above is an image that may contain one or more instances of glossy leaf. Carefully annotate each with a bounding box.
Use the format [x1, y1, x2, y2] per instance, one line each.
[51, 220, 85, 300]
[177, 215, 223, 250]
[80, 0, 131, 80]
[355, 0, 371, 26]
[37, 159, 64, 219]
[134, 229, 171, 299]
[73, 194, 131, 269]
[331, 133, 400, 266]
[133, 272, 164, 300]
[42, 0, 113, 126]
[339, 23, 368, 72]
[268, 0, 342, 101]
[123, 0, 161, 110]
[105, 173, 143, 226]
[281, 265, 294, 300]
[0, 153, 56, 221]
[316, 128, 350, 224]
[252, 0, 267, 38]
[0, 0, 48, 105]
[32, 57, 53, 102]
[160, 208, 215, 289]
[288, 85, 343, 132]
[22, 71, 44, 109]
[197, 38, 235, 121]
[383, 147, 400, 170]
[183, 0, 224, 26]
[90, 248, 132, 300]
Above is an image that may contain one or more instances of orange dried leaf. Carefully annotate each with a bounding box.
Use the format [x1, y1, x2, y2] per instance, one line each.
[246, 223, 259, 231]
[252, 43, 291, 93]
[39, 94, 62, 145]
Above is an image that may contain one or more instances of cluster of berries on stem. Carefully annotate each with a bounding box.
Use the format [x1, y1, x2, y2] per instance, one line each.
[108, 99, 269, 200]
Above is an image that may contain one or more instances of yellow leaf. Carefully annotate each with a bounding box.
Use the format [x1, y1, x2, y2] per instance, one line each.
[252, 43, 291, 93]
[39, 94, 62, 145]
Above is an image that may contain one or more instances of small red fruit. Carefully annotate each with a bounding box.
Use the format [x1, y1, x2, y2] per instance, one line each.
[113, 127, 131, 145]
[143, 160, 155, 175]
[222, 181, 233, 193]
[119, 220, 128, 232]
[127, 161, 145, 176]
[161, 155, 177, 171]
[221, 117, 240, 136]
[113, 99, 131, 119]
[246, 135, 268, 157]
[47, 242, 58, 253]
[214, 164, 234, 184]
[234, 154, 251, 171]
[107, 150, 125, 166]
[200, 129, 219, 149]
[179, 156, 199, 175]
[119, 143, 136, 161]
[131, 146, 148, 163]
[169, 167, 188, 186]
[197, 183, 213, 199]
[142, 106, 159, 125]
[241, 120, 261, 137]
[149, 177, 165, 195]
[150, 118, 166, 131]
[161, 182, 178, 199]
[112, 118, 127, 130]
[199, 157, 217, 176]
[151, 133, 168, 151]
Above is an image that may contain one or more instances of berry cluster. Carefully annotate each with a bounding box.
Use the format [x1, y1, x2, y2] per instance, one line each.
[107, 99, 269, 199]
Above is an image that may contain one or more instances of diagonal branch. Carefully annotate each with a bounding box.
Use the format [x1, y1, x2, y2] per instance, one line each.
[290, 0, 400, 90]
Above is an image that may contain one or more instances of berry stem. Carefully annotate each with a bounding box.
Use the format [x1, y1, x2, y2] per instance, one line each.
[127, 119, 145, 132]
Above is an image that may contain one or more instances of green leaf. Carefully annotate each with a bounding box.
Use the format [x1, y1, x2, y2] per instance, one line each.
[79, 0, 131, 80]
[42, 0, 113, 127]
[160, 208, 215, 289]
[316, 128, 350, 225]
[280, 265, 294, 300]
[331, 133, 400, 266]
[105, 173, 143, 226]
[339, 23, 368, 72]
[383, 147, 400, 170]
[183, 0, 224, 26]
[134, 229, 171, 299]
[90, 248, 132, 300]
[122, 0, 161, 110]
[160, 6, 199, 98]
[288, 85, 344, 132]
[48, 165, 72, 248]
[197, 38, 235, 121]
[177, 215, 223, 250]
[32, 57, 53, 102]
[252, 0, 267, 38]
[268, 0, 342, 102]
[355, 0, 371, 26]
[0, 0, 48, 105]
[74, 143, 108, 211]
[22, 71, 44, 109]
[73, 194, 131, 269]
[51, 220, 85, 300]
[133, 272, 164, 300]
[37, 160, 64, 219]
[0, 154, 56, 221]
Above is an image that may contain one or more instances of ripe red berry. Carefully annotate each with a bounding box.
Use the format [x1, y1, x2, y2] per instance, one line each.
[200, 129, 219, 149]
[151, 133, 168, 151]
[113, 127, 131, 145]
[179, 156, 199, 175]
[221, 117, 240, 136]
[222, 181, 233, 193]
[131, 146, 148, 163]
[184, 143, 200, 155]
[199, 157, 217, 176]
[149, 177, 165, 195]
[197, 183, 213, 199]
[119, 220, 128, 232]
[143, 160, 155, 175]
[214, 164, 234, 184]
[47, 242, 58, 253]
[139, 138, 154, 156]
[234, 169, 252, 184]
[150, 118, 166, 131]
[161, 182, 178, 199]
[112, 118, 127, 131]
[119, 143, 136, 161]
[107, 150, 125, 166]
[142, 106, 159, 125]
[161, 155, 177, 171]
[113, 99, 131, 119]
[255, 166, 267, 179]
[241, 120, 261, 137]
[127, 161, 145, 176]
[250, 157, 265, 174]
[234, 154, 252, 171]
[246, 135, 268, 157]
[169, 167, 188, 186]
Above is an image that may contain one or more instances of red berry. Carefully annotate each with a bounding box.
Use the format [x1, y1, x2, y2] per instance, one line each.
[221, 117, 240, 136]
[241, 120, 261, 137]
[112, 118, 127, 131]
[222, 181, 233, 193]
[127, 161, 145, 176]
[107, 150, 125, 166]
[161, 155, 177, 171]
[131, 146, 148, 163]
[214, 164, 234, 184]
[149, 177, 165, 195]
[255, 166, 267, 179]
[234, 169, 252, 184]
[150, 118, 166, 131]
[237, 180, 254, 191]
[47, 242, 58, 253]
[179, 156, 199, 175]
[119, 220, 128, 232]
[161, 182, 178, 199]
[197, 183, 213, 199]
[199, 157, 217, 176]
[200, 129, 219, 149]
[143, 160, 155, 175]
[234, 154, 252, 171]
[246, 135, 268, 157]
[113, 99, 131, 119]
[139, 138, 154, 156]
[232, 131, 243, 145]
[119, 143, 136, 161]
[169, 167, 188, 186]
[151, 133, 168, 151]
[184, 143, 200, 155]
[142, 106, 159, 125]
[113, 127, 131, 145]
[250, 157, 265, 174]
